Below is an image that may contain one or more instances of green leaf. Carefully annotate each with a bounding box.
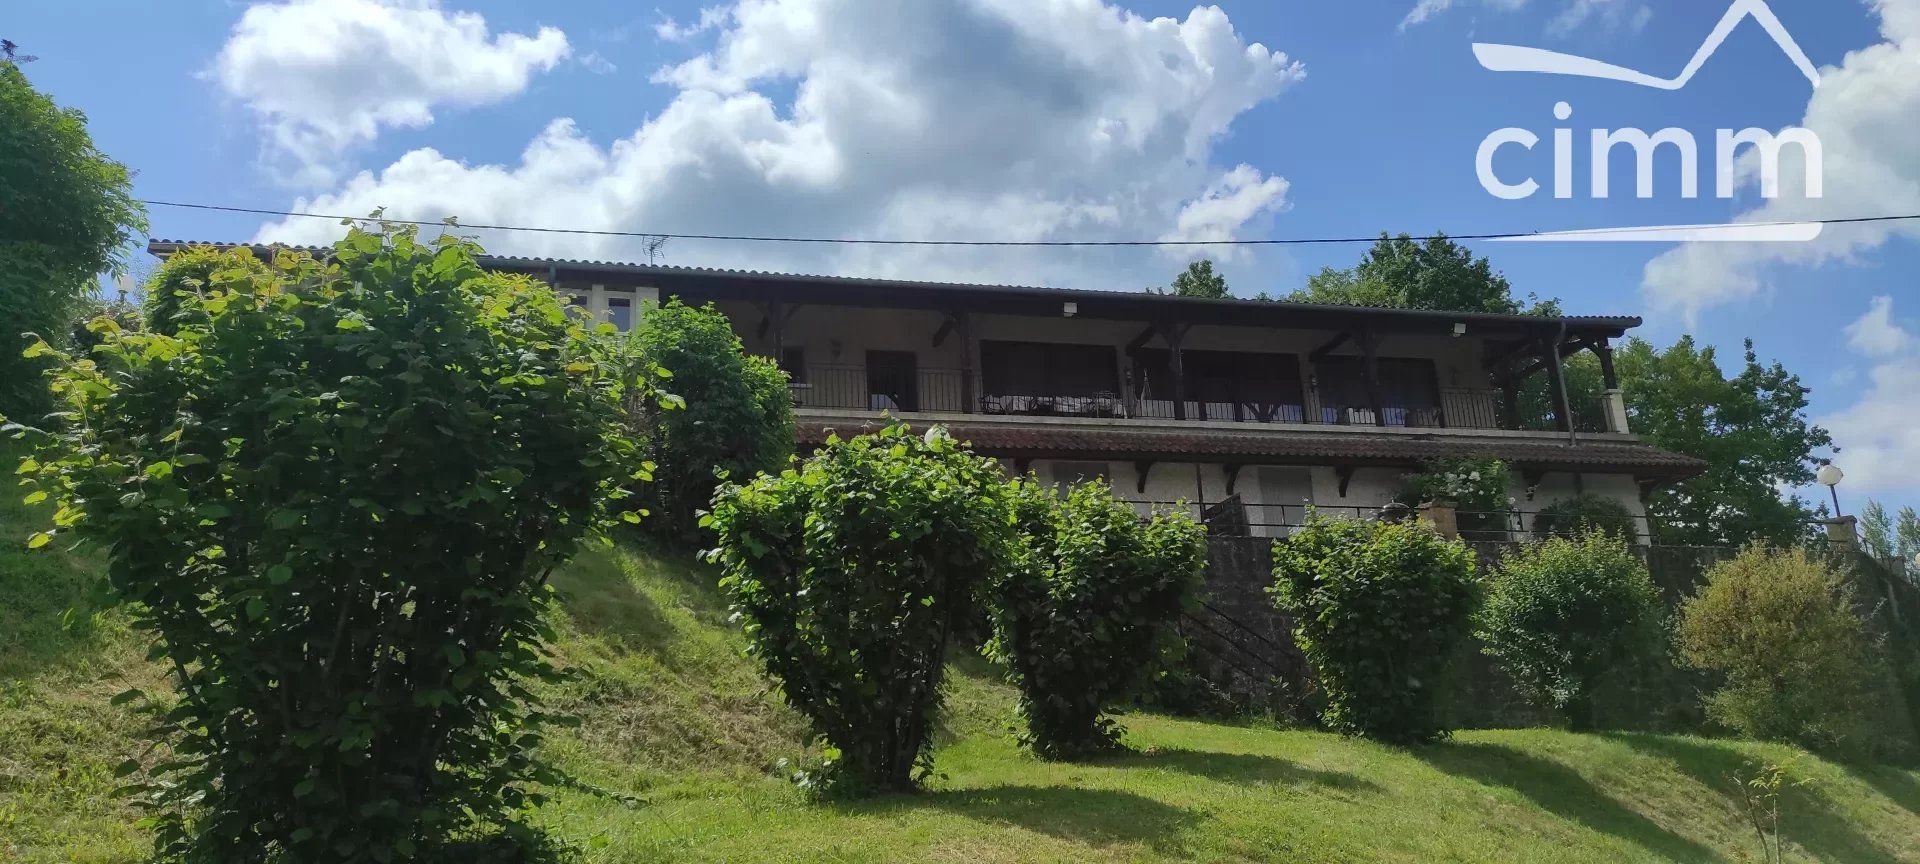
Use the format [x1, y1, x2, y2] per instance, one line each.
[26, 532, 52, 550]
[22, 490, 47, 505]
[113, 759, 141, 778]
[266, 564, 293, 585]
[245, 597, 267, 620]
[110, 688, 145, 706]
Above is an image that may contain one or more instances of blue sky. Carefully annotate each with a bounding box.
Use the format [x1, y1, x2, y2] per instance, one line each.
[10, 0, 1918, 511]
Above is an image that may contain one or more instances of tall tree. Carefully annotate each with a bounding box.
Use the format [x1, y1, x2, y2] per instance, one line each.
[0, 60, 144, 418]
[1615, 337, 1833, 548]
[1163, 259, 1231, 298]
[1862, 500, 1920, 582]
[1287, 234, 1557, 315]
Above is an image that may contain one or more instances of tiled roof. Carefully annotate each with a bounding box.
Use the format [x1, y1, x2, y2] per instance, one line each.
[794, 419, 1706, 479]
[146, 239, 1641, 331]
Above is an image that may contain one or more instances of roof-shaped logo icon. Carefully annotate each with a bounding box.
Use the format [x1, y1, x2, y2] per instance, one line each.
[1473, 0, 1820, 90]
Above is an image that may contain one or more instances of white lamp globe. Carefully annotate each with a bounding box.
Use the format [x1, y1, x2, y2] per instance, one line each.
[1816, 465, 1845, 487]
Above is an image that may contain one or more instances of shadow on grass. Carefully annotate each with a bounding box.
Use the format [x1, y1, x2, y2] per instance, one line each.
[1116, 747, 1382, 796]
[863, 784, 1200, 852]
[0, 482, 116, 678]
[550, 547, 681, 656]
[1607, 732, 1907, 864]
[1415, 740, 1724, 864]
[1847, 763, 1920, 817]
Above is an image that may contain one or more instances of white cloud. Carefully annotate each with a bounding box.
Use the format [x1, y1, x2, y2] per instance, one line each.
[211, 0, 570, 185]
[1399, 0, 1648, 35]
[1640, 0, 1920, 321]
[1822, 295, 1919, 493]
[1845, 295, 1914, 356]
[254, 0, 1306, 290]
[579, 51, 618, 75]
[1158, 164, 1291, 259]
[1545, 0, 1652, 38]
[655, 6, 731, 42]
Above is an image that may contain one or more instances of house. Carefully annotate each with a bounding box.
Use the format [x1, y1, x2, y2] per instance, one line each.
[148, 240, 1705, 540]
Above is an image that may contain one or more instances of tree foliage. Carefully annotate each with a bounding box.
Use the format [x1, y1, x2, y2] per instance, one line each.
[1286, 234, 1556, 314]
[1477, 533, 1665, 730]
[1532, 494, 1638, 542]
[0, 61, 145, 419]
[624, 300, 792, 546]
[1862, 500, 1920, 583]
[1399, 456, 1512, 540]
[1613, 337, 1832, 547]
[1677, 546, 1907, 761]
[1163, 259, 1231, 299]
[1270, 516, 1479, 744]
[11, 227, 659, 862]
[705, 423, 1013, 793]
[990, 478, 1206, 759]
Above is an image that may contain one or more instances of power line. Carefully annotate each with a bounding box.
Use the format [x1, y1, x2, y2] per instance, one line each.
[138, 198, 1920, 248]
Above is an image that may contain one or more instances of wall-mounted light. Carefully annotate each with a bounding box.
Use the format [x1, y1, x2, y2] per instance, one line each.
[1452, 322, 1468, 337]
[1063, 301, 1078, 318]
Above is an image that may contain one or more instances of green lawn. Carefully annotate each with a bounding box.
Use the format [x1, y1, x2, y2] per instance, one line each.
[4, 472, 1919, 863]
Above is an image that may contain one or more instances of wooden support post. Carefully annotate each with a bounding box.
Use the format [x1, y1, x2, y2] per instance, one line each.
[1161, 323, 1190, 421]
[1543, 324, 1574, 440]
[1359, 327, 1386, 427]
[955, 311, 976, 414]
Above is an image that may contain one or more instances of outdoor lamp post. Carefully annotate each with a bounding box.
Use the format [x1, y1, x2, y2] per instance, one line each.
[1816, 464, 1845, 517]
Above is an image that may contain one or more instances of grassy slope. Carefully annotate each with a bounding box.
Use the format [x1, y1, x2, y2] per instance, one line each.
[4, 484, 1920, 863]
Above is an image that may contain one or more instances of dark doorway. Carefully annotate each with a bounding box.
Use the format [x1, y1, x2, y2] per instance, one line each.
[866, 350, 919, 412]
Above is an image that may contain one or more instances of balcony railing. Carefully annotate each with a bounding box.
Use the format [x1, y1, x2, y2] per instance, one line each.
[789, 365, 1620, 434]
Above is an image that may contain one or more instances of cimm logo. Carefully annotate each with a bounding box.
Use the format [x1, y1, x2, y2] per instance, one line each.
[1472, 0, 1825, 243]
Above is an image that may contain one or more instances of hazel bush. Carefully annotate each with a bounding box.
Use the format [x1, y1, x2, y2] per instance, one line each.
[1477, 532, 1665, 730]
[990, 478, 1206, 759]
[12, 226, 662, 863]
[705, 423, 1012, 793]
[1271, 515, 1478, 744]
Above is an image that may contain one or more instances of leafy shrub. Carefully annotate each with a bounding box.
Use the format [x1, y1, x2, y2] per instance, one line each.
[0, 62, 144, 419]
[1477, 533, 1665, 730]
[1400, 456, 1511, 539]
[12, 226, 659, 862]
[705, 423, 1012, 793]
[1677, 545, 1906, 760]
[625, 300, 792, 545]
[1271, 515, 1478, 744]
[140, 244, 268, 336]
[1533, 494, 1638, 541]
[989, 478, 1206, 759]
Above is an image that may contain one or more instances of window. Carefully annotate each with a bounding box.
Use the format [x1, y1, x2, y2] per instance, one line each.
[1314, 356, 1441, 425]
[606, 297, 634, 332]
[1132, 349, 1304, 422]
[779, 347, 807, 383]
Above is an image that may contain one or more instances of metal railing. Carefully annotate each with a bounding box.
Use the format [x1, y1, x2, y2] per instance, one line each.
[790, 365, 1621, 434]
[1120, 499, 1661, 542]
[789, 364, 965, 413]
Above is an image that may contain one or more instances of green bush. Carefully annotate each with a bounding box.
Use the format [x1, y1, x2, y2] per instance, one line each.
[1271, 516, 1479, 744]
[705, 423, 1012, 793]
[1477, 533, 1666, 730]
[11, 226, 660, 862]
[1533, 494, 1638, 541]
[141, 244, 269, 336]
[989, 478, 1206, 759]
[1677, 545, 1907, 761]
[625, 300, 792, 545]
[0, 62, 144, 420]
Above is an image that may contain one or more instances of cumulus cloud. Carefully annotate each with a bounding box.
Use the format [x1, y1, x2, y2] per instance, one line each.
[254, 0, 1305, 289]
[211, 0, 570, 185]
[1640, 0, 1920, 321]
[1823, 296, 1920, 492]
[1845, 295, 1914, 357]
[655, 6, 731, 42]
